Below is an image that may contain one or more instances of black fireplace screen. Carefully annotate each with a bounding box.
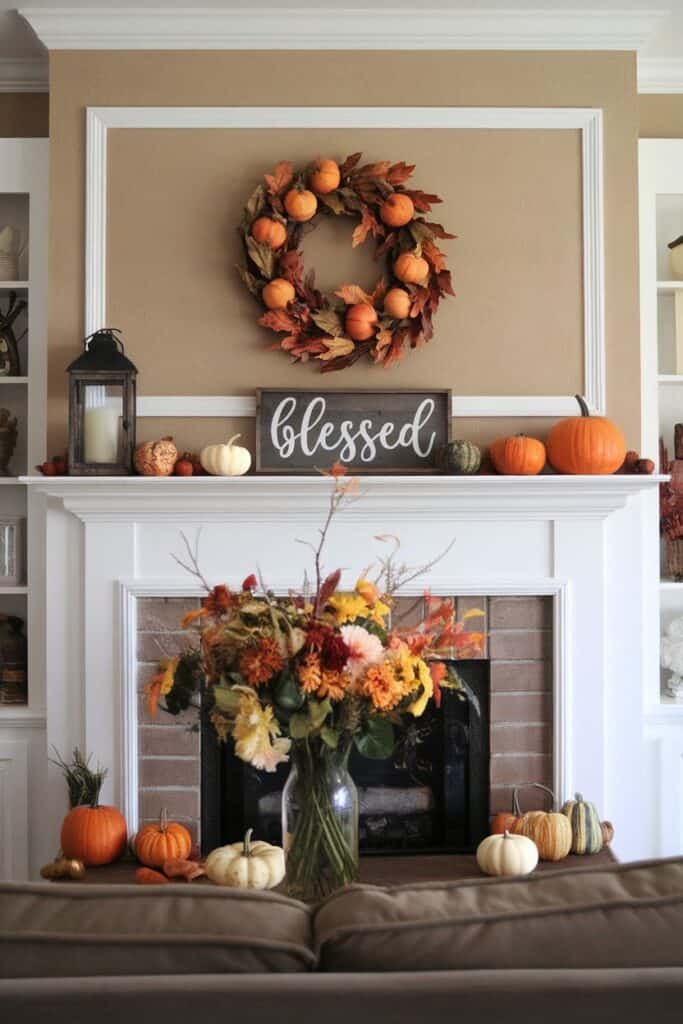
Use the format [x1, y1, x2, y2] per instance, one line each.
[201, 660, 489, 856]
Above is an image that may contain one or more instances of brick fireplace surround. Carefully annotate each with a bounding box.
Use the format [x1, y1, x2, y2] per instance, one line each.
[19, 473, 663, 875]
[137, 595, 553, 844]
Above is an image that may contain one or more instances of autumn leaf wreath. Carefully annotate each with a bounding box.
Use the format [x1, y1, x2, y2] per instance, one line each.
[237, 154, 455, 372]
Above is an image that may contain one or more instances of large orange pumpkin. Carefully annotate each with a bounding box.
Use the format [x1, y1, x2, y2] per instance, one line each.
[309, 158, 341, 195]
[251, 216, 287, 250]
[135, 808, 192, 869]
[262, 278, 295, 310]
[345, 302, 378, 341]
[383, 287, 412, 319]
[490, 435, 546, 475]
[380, 193, 415, 228]
[546, 395, 626, 475]
[284, 188, 318, 223]
[394, 252, 429, 285]
[61, 804, 127, 866]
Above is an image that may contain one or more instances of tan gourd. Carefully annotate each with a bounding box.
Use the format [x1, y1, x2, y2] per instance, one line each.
[476, 830, 539, 877]
[200, 435, 252, 477]
[510, 783, 572, 862]
[205, 829, 285, 889]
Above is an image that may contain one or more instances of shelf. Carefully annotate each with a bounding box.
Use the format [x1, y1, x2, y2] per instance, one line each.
[0, 477, 26, 485]
[657, 281, 683, 294]
[0, 281, 28, 290]
[0, 706, 45, 727]
[660, 580, 683, 590]
[0, 377, 27, 385]
[658, 374, 683, 383]
[646, 696, 683, 722]
[0, 586, 27, 596]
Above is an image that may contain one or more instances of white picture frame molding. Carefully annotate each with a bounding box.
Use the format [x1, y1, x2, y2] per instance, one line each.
[86, 105, 605, 419]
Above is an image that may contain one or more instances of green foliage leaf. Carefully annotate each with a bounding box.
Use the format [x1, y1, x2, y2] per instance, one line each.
[354, 716, 394, 760]
[318, 192, 346, 215]
[289, 712, 312, 740]
[212, 685, 242, 715]
[236, 265, 261, 298]
[274, 671, 305, 711]
[246, 236, 275, 279]
[243, 184, 266, 224]
[309, 697, 332, 730]
[311, 308, 345, 338]
[321, 726, 339, 749]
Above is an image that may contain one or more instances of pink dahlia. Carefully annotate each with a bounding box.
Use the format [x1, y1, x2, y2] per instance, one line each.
[340, 624, 384, 679]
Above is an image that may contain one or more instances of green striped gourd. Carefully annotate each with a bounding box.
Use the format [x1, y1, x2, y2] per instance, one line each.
[561, 792, 603, 855]
[438, 440, 481, 475]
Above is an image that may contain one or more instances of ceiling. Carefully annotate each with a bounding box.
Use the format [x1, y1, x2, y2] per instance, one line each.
[1, 2, 682, 65]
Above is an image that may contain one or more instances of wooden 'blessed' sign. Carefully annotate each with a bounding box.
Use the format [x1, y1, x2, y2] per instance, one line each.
[255, 389, 451, 474]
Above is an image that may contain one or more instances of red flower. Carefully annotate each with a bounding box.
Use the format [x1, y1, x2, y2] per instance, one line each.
[242, 573, 258, 591]
[202, 584, 232, 616]
[321, 632, 350, 672]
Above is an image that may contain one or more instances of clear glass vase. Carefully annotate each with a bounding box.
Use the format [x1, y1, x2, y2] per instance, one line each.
[282, 738, 359, 902]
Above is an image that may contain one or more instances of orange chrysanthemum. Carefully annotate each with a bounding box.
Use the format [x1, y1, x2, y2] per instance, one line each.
[298, 652, 323, 694]
[359, 661, 405, 712]
[203, 584, 233, 617]
[238, 637, 284, 686]
[317, 670, 347, 702]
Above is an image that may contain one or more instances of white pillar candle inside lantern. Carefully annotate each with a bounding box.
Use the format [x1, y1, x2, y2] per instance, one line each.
[83, 385, 121, 464]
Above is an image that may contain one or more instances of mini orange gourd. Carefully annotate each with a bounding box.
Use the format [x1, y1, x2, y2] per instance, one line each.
[309, 158, 341, 195]
[394, 252, 429, 285]
[135, 808, 192, 869]
[284, 188, 318, 223]
[380, 193, 415, 228]
[383, 287, 412, 319]
[345, 303, 378, 341]
[251, 217, 287, 250]
[546, 395, 626, 475]
[490, 435, 546, 476]
[262, 278, 295, 310]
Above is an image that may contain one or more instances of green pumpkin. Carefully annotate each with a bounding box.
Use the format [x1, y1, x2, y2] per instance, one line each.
[561, 792, 603, 854]
[439, 440, 481, 475]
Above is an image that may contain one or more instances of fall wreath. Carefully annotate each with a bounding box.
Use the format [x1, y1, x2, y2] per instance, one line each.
[237, 154, 455, 372]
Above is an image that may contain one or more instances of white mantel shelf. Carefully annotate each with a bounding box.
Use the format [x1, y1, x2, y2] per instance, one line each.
[21, 473, 666, 523]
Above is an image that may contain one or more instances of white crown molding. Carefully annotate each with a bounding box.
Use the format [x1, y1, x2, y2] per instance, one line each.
[638, 58, 683, 94]
[0, 58, 47, 93]
[20, 473, 666, 524]
[20, 6, 668, 52]
[86, 104, 606, 418]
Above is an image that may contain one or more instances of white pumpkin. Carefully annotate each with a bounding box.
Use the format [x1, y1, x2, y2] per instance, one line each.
[200, 434, 251, 477]
[205, 829, 285, 890]
[476, 829, 539, 878]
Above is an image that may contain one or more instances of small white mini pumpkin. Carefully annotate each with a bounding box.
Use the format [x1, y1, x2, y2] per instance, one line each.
[476, 829, 539, 877]
[205, 829, 285, 890]
[200, 434, 251, 477]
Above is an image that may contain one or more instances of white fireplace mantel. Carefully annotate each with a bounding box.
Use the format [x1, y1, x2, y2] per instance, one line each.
[19, 472, 664, 874]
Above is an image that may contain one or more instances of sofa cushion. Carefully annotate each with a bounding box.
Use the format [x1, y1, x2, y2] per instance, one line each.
[0, 882, 314, 977]
[313, 857, 683, 972]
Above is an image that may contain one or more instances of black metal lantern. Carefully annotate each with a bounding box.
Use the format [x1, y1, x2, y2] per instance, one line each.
[67, 328, 137, 476]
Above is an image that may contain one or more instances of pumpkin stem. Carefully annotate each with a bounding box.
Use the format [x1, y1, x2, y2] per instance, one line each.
[243, 828, 253, 857]
[512, 782, 557, 815]
[575, 792, 583, 802]
[159, 807, 168, 833]
[503, 830, 512, 839]
[575, 395, 590, 418]
[226, 434, 241, 447]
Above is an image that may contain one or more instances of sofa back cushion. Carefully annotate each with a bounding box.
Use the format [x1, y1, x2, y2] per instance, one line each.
[0, 883, 314, 977]
[314, 857, 683, 972]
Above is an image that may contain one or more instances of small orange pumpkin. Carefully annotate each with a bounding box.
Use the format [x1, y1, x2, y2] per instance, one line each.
[251, 216, 287, 250]
[394, 252, 429, 285]
[262, 277, 295, 310]
[490, 435, 546, 476]
[345, 302, 378, 341]
[309, 158, 341, 195]
[61, 805, 128, 867]
[380, 193, 415, 228]
[135, 808, 192, 869]
[284, 188, 318, 223]
[491, 811, 518, 835]
[547, 395, 626, 475]
[383, 287, 412, 319]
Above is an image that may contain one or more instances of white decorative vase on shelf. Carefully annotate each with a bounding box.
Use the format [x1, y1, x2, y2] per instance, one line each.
[0, 226, 25, 282]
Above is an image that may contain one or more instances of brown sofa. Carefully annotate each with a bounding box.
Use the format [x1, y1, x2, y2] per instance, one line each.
[1, 856, 683, 1022]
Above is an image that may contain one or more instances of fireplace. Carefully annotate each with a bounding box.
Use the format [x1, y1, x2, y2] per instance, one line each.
[136, 594, 553, 854]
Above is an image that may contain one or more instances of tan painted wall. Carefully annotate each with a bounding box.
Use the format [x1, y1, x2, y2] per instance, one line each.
[0, 92, 48, 138]
[49, 51, 639, 455]
[639, 94, 683, 138]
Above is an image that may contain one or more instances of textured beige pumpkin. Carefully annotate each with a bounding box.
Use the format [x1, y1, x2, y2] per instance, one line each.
[476, 830, 539, 877]
[200, 434, 251, 477]
[512, 811, 572, 862]
[205, 829, 285, 889]
[134, 437, 178, 476]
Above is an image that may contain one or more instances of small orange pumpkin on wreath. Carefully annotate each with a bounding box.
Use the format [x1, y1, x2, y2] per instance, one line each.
[238, 154, 455, 372]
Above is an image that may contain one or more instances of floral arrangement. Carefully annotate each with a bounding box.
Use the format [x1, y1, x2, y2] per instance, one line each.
[238, 154, 455, 372]
[147, 469, 482, 899]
